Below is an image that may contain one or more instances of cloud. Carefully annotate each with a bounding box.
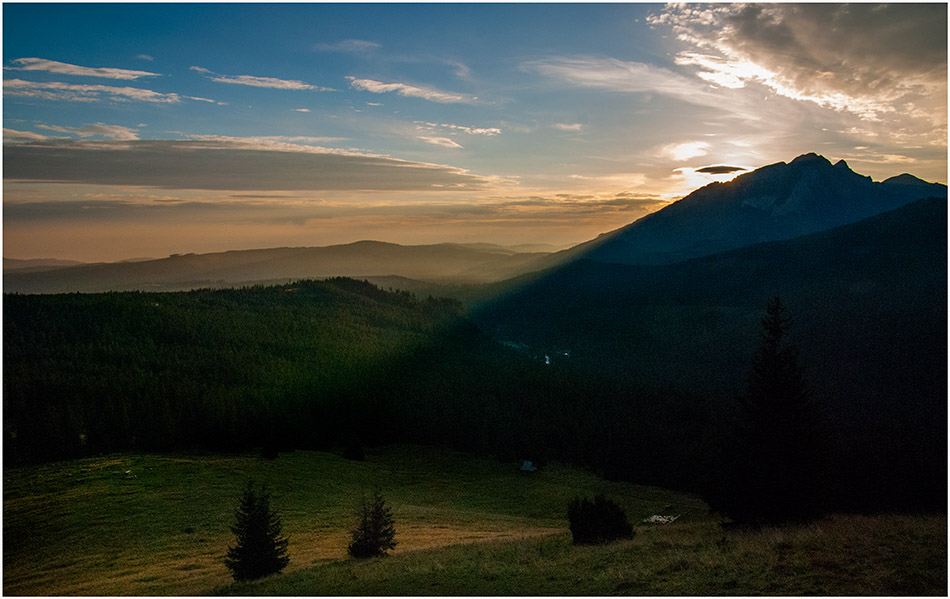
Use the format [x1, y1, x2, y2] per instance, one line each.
[3, 128, 48, 141]
[659, 141, 711, 161]
[648, 4, 947, 125]
[135, 54, 154, 62]
[697, 165, 745, 175]
[553, 123, 583, 132]
[3, 79, 181, 103]
[3, 139, 492, 191]
[416, 122, 501, 136]
[314, 39, 381, 53]
[184, 134, 348, 146]
[346, 76, 477, 104]
[191, 66, 335, 91]
[211, 75, 333, 91]
[7, 57, 160, 80]
[36, 123, 140, 140]
[523, 56, 723, 109]
[210, 74, 323, 91]
[417, 136, 463, 149]
[294, 108, 311, 113]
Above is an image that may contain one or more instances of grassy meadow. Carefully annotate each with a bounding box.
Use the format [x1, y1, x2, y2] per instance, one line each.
[3, 444, 945, 596]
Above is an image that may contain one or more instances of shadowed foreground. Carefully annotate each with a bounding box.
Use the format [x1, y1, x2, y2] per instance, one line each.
[4, 446, 945, 596]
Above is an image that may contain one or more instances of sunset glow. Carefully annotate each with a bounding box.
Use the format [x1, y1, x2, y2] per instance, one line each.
[3, 3, 946, 261]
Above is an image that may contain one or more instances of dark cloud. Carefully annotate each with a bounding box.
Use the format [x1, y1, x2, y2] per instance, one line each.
[697, 165, 745, 175]
[3, 140, 489, 191]
[725, 4, 947, 90]
[654, 3, 947, 131]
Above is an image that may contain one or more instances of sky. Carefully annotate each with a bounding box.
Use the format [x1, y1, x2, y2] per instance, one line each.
[3, 3, 947, 262]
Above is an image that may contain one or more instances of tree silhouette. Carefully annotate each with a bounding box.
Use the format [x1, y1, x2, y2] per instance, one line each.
[348, 490, 397, 558]
[567, 495, 633, 545]
[224, 481, 290, 581]
[710, 297, 826, 526]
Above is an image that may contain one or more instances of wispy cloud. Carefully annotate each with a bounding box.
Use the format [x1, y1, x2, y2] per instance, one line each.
[314, 39, 381, 53]
[416, 122, 501, 136]
[37, 123, 140, 141]
[183, 134, 348, 148]
[659, 141, 711, 161]
[191, 66, 335, 91]
[418, 136, 463, 149]
[3, 128, 48, 142]
[4, 79, 181, 103]
[347, 76, 477, 104]
[294, 108, 311, 113]
[4, 139, 491, 191]
[7, 57, 160, 80]
[553, 123, 583, 132]
[523, 56, 720, 109]
[134, 54, 154, 62]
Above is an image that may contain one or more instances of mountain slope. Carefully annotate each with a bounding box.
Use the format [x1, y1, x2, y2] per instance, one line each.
[473, 196, 947, 439]
[548, 153, 946, 267]
[472, 197, 947, 509]
[3, 241, 551, 294]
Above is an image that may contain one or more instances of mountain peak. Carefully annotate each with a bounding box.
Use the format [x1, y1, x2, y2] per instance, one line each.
[790, 152, 831, 166]
[566, 152, 945, 267]
[882, 173, 933, 187]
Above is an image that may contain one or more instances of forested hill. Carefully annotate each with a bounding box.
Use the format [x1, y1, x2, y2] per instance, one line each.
[3, 278, 730, 502]
[3, 278, 476, 463]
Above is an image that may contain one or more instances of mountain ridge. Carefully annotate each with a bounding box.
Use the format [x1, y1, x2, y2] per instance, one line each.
[3, 241, 554, 294]
[542, 153, 945, 268]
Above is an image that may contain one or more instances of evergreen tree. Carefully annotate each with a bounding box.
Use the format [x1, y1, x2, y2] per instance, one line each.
[709, 297, 826, 526]
[348, 489, 397, 558]
[224, 481, 290, 581]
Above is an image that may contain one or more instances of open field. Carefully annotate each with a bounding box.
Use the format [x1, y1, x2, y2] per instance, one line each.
[4, 445, 945, 596]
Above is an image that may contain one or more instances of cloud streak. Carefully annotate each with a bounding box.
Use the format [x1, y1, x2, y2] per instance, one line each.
[3, 139, 492, 191]
[7, 57, 160, 80]
[314, 39, 381, 53]
[37, 123, 140, 140]
[347, 77, 477, 104]
[3, 79, 182, 103]
[191, 66, 335, 91]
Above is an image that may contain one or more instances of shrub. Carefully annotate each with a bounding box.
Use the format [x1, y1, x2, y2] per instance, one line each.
[348, 490, 397, 558]
[567, 495, 633, 545]
[224, 481, 290, 581]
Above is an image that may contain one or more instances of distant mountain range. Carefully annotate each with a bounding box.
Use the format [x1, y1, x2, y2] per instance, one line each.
[2, 241, 556, 294]
[5, 153, 943, 296]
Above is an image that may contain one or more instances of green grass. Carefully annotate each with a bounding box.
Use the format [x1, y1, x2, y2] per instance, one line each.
[4, 445, 945, 596]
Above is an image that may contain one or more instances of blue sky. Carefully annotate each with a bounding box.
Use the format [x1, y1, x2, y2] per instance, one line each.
[4, 3, 947, 261]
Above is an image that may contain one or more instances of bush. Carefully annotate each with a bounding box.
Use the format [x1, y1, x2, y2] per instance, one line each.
[567, 495, 633, 545]
[348, 490, 397, 558]
[224, 481, 290, 581]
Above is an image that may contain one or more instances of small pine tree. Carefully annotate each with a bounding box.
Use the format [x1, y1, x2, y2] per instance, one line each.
[567, 495, 633, 545]
[348, 490, 397, 558]
[224, 481, 290, 581]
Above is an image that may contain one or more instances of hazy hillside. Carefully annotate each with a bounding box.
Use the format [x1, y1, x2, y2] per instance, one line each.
[3, 241, 552, 294]
[3, 258, 86, 273]
[542, 153, 946, 268]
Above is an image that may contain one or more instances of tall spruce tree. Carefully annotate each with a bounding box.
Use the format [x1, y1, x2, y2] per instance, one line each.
[224, 481, 290, 581]
[710, 297, 826, 526]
